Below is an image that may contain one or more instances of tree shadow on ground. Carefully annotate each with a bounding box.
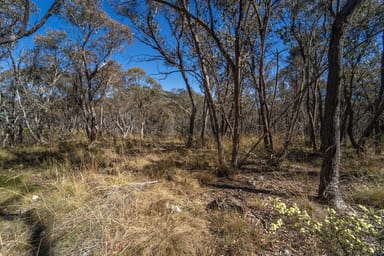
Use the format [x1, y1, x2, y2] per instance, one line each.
[0, 208, 49, 256]
[285, 149, 322, 163]
[0, 175, 49, 256]
[205, 182, 291, 198]
[0, 141, 91, 172]
[239, 156, 320, 177]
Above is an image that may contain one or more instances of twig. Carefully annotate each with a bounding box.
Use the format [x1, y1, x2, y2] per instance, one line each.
[127, 181, 159, 187]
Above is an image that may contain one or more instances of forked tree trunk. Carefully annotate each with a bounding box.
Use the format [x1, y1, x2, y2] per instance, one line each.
[188, 20, 226, 166]
[318, 0, 362, 211]
[255, 1, 274, 152]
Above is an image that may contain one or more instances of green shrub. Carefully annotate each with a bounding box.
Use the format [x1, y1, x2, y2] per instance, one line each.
[270, 198, 384, 255]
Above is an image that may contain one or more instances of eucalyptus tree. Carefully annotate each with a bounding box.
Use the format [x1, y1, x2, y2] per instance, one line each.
[356, 32, 384, 150]
[247, 0, 282, 151]
[3, 45, 49, 144]
[26, 30, 71, 136]
[113, 1, 198, 147]
[0, 67, 23, 146]
[148, 0, 260, 168]
[0, 0, 63, 45]
[338, 1, 384, 151]
[319, 0, 363, 210]
[61, 0, 131, 141]
[341, 34, 382, 150]
[277, 0, 328, 154]
[187, 16, 226, 166]
[116, 67, 164, 139]
[2, 34, 71, 145]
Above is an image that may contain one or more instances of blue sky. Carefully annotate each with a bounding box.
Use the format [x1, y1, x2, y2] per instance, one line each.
[24, 0, 186, 92]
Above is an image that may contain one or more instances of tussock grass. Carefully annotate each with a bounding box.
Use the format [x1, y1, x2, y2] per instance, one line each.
[0, 219, 31, 256]
[0, 137, 383, 255]
[351, 184, 384, 208]
[209, 212, 264, 255]
[32, 171, 214, 255]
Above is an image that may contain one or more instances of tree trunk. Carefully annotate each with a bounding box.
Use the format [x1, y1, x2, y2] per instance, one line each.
[231, 51, 242, 168]
[280, 74, 306, 160]
[99, 104, 104, 137]
[200, 97, 208, 145]
[255, 1, 274, 152]
[374, 124, 382, 155]
[230, 0, 244, 168]
[188, 21, 226, 166]
[180, 69, 196, 148]
[187, 96, 197, 147]
[318, 0, 362, 210]
[85, 105, 97, 142]
[258, 45, 273, 151]
[318, 85, 326, 152]
[140, 121, 145, 140]
[17, 123, 23, 144]
[306, 83, 318, 151]
[344, 67, 360, 149]
[358, 32, 384, 149]
[15, 89, 44, 144]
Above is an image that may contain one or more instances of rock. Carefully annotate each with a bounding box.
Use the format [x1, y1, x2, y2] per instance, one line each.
[284, 249, 291, 255]
[248, 179, 257, 187]
[31, 195, 40, 201]
[165, 202, 182, 213]
[150, 200, 182, 214]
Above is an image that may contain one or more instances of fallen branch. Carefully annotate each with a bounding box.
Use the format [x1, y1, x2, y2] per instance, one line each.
[127, 181, 159, 187]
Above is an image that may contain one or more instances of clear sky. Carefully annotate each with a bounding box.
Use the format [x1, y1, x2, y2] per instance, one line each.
[24, 0, 187, 92]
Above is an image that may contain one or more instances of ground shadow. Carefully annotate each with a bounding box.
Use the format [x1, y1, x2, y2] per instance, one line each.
[0, 174, 49, 255]
[1, 189, 48, 256]
[240, 164, 320, 178]
[206, 182, 291, 198]
[0, 141, 90, 172]
[1, 150, 64, 171]
[0, 209, 49, 256]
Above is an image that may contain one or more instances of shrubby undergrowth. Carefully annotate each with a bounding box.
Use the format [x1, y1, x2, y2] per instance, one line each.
[270, 198, 384, 255]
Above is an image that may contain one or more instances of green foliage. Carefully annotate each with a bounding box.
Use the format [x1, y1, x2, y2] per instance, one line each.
[270, 198, 384, 255]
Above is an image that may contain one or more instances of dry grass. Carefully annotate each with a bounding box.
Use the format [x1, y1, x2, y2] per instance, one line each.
[351, 184, 384, 208]
[0, 137, 383, 255]
[0, 219, 31, 256]
[209, 212, 264, 255]
[34, 172, 214, 255]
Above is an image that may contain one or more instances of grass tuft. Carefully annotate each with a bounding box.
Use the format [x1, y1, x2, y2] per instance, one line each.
[352, 184, 384, 208]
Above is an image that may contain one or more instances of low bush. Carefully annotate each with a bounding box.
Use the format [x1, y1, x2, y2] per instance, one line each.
[270, 198, 384, 255]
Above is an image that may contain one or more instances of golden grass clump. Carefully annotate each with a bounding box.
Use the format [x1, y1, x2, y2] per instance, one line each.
[0, 220, 31, 256]
[31, 171, 214, 256]
[209, 212, 264, 256]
